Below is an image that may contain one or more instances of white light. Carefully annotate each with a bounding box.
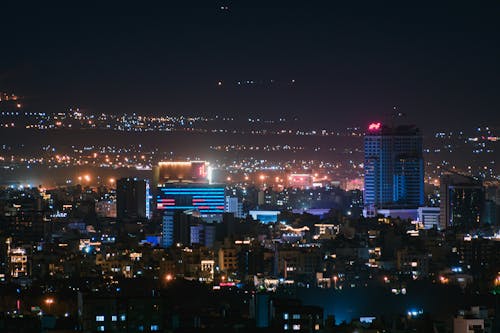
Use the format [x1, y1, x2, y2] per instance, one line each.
[207, 166, 213, 184]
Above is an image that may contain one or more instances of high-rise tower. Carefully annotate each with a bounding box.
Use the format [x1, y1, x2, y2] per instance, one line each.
[439, 173, 483, 231]
[363, 123, 424, 216]
[116, 178, 148, 220]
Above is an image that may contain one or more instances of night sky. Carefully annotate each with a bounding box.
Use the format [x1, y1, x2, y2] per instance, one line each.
[1, 1, 499, 129]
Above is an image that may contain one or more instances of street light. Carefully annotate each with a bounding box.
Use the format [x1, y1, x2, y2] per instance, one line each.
[45, 297, 54, 313]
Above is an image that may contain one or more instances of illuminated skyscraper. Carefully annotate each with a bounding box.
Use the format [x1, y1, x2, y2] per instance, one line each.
[153, 161, 211, 186]
[155, 161, 224, 216]
[363, 124, 424, 216]
[156, 162, 224, 247]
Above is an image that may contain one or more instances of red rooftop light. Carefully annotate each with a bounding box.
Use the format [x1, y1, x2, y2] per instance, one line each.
[368, 122, 381, 131]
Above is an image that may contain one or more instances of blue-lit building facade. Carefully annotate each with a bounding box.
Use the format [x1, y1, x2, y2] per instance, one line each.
[363, 124, 424, 216]
[157, 185, 226, 215]
[158, 186, 225, 247]
[154, 161, 225, 247]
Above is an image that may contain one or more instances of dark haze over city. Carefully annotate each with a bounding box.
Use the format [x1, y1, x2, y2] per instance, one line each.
[0, 1, 499, 129]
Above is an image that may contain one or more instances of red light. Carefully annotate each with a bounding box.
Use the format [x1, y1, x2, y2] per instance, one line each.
[368, 122, 381, 131]
[198, 164, 206, 177]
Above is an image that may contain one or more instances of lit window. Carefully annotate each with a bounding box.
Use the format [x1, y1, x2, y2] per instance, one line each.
[283, 313, 289, 320]
[293, 324, 301, 330]
[97, 326, 105, 332]
[315, 324, 320, 330]
[284, 323, 289, 330]
[111, 315, 117, 322]
[151, 325, 159, 331]
[293, 314, 300, 319]
[120, 314, 126, 321]
[96, 315, 105, 322]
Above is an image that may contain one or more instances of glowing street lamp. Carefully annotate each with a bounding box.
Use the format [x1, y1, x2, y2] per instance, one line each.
[45, 297, 55, 313]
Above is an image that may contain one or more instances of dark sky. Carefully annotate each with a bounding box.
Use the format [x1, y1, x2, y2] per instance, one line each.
[1, 1, 499, 129]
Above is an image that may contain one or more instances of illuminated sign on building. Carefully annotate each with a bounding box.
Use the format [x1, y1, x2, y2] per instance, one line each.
[157, 161, 211, 184]
[157, 186, 225, 214]
[288, 173, 313, 189]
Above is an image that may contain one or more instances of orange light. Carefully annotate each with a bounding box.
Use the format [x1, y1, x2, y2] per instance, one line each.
[439, 276, 449, 284]
[45, 298, 54, 305]
[165, 274, 173, 281]
[158, 161, 194, 166]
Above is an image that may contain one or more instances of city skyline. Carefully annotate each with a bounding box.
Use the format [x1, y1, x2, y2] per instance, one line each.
[0, 3, 499, 333]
